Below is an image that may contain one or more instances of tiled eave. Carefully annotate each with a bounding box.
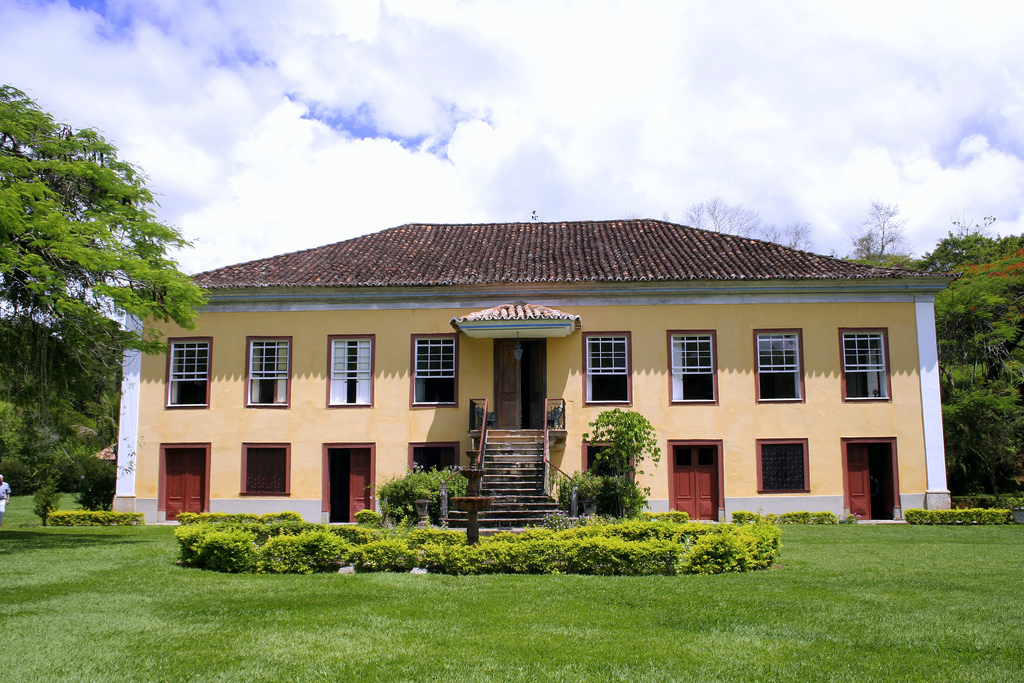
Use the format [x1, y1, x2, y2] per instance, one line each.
[198, 276, 954, 313]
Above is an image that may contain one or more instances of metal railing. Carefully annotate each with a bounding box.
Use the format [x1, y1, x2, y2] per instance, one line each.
[542, 397, 567, 497]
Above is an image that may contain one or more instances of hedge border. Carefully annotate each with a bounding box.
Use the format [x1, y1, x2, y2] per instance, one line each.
[47, 511, 144, 526]
[904, 508, 1012, 525]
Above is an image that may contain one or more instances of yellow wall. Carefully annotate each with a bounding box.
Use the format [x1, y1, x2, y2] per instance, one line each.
[137, 300, 927, 506]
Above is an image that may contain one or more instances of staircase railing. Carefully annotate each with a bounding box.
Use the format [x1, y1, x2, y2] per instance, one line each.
[542, 398, 567, 497]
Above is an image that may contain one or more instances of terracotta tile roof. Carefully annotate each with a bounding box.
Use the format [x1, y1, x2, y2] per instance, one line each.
[192, 219, 934, 289]
[452, 303, 582, 329]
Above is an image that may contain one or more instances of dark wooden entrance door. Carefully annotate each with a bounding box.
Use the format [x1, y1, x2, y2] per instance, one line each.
[328, 448, 372, 523]
[672, 445, 720, 520]
[495, 339, 546, 429]
[164, 447, 206, 520]
[846, 442, 895, 520]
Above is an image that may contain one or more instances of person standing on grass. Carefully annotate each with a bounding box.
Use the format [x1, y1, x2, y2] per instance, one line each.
[0, 474, 10, 526]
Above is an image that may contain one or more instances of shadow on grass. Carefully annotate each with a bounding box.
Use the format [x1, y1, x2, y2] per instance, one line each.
[0, 529, 148, 553]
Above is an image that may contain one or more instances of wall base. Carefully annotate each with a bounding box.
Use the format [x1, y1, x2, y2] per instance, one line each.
[209, 498, 322, 522]
[925, 490, 951, 510]
[646, 498, 669, 513]
[725, 495, 844, 520]
[113, 496, 135, 513]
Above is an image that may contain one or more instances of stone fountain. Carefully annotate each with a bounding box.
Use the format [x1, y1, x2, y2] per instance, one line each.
[450, 450, 494, 545]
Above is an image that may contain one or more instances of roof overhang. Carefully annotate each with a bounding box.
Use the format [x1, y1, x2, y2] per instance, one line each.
[450, 303, 582, 338]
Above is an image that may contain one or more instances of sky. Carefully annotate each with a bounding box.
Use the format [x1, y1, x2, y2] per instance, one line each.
[2, 0, 1023, 274]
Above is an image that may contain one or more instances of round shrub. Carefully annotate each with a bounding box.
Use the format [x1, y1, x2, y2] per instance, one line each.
[685, 529, 752, 575]
[258, 531, 349, 574]
[330, 525, 383, 545]
[354, 509, 382, 526]
[195, 529, 258, 573]
[350, 539, 417, 572]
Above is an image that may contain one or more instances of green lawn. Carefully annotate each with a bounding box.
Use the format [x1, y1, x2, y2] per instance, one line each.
[2, 496, 1023, 682]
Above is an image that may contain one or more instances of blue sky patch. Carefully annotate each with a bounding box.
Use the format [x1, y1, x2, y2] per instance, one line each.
[299, 100, 428, 151]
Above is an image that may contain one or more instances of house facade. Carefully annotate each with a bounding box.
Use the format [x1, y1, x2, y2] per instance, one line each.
[114, 220, 952, 523]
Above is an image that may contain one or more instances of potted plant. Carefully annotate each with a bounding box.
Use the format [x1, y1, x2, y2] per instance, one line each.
[1007, 497, 1024, 525]
[573, 471, 603, 516]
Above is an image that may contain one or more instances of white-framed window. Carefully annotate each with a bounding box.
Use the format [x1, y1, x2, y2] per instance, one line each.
[586, 334, 630, 403]
[330, 338, 372, 405]
[168, 340, 210, 406]
[414, 336, 456, 404]
[670, 333, 715, 402]
[248, 339, 290, 406]
[842, 331, 889, 399]
[756, 332, 802, 401]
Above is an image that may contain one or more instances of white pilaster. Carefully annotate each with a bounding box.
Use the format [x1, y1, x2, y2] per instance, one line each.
[114, 315, 142, 508]
[915, 298, 951, 509]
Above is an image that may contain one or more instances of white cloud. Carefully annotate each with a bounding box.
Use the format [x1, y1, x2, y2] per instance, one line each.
[2, 0, 1023, 271]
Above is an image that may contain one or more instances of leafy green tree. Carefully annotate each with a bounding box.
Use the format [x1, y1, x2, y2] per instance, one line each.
[583, 409, 661, 517]
[1, 84, 205, 486]
[917, 217, 1024, 273]
[33, 479, 61, 526]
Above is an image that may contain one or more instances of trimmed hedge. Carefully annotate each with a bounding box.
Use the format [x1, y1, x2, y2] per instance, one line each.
[639, 511, 691, 524]
[904, 508, 1012, 525]
[176, 511, 305, 525]
[731, 510, 838, 525]
[174, 520, 782, 576]
[47, 511, 144, 526]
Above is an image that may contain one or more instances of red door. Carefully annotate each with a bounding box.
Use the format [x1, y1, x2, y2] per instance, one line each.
[495, 340, 521, 429]
[847, 445, 872, 519]
[672, 445, 720, 520]
[349, 449, 372, 520]
[165, 448, 206, 520]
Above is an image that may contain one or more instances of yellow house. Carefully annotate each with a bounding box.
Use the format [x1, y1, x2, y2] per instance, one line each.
[114, 219, 953, 524]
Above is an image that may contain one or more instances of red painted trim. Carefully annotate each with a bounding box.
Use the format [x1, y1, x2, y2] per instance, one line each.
[838, 328, 893, 403]
[755, 438, 810, 493]
[666, 330, 719, 405]
[582, 331, 633, 407]
[407, 441, 461, 469]
[409, 333, 459, 408]
[581, 441, 613, 473]
[244, 336, 293, 409]
[753, 328, 806, 404]
[322, 442, 377, 514]
[158, 443, 211, 515]
[240, 442, 291, 495]
[325, 334, 376, 409]
[164, 337, 213, 409]
[666, 440, 724, 519]
[840, 437, 900, 514]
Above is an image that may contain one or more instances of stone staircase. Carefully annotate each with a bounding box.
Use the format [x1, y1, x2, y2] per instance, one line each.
[445, 429, 561, 530]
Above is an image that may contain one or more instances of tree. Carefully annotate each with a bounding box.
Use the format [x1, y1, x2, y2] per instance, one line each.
[1, 85, 205, 486]
[583, 409, 661, 517]
[846, 200, 913, 266]
[761, 221, 814, 251]
[685, 197, 763, 237]
[916, 215, 1024, 273]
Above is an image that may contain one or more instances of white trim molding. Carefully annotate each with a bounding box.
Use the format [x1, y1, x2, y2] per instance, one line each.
[915, 299, 951, 510]
[114, 315, 141, 509]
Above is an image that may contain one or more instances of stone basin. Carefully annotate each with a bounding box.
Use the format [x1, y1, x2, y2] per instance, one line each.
[451, 496, 494, 513]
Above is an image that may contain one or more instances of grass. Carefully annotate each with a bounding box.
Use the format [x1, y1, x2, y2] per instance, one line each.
[2, 498, 1023, 682]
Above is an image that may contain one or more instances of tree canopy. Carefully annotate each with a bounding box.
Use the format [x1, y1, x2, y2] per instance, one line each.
[0, 84, 205, 493]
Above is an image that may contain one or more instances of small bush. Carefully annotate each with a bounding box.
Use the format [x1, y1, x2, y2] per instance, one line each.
[904, 508, 1012, 525]
[764, 511, 838, 525]
[639, 511, 691, 524]
[258, 531, 350, 574]
[731, 511, 764, 524]
[350, 539, 418, 572]
[177, 512, 259, 525]
[175, 524, 215, 566]
[354, 509, 382, 526]
[260, 511, 305, 523]
[329, 525, 384, 545]
[195, 529, 258, 573]
[74, 457, 116, 511]
[405, 527, 465, 547]
[47, 510, 143, 526]
[378, 467, 467, 526]
[685, 529, 752, 574]
[33, 480, 61, 526]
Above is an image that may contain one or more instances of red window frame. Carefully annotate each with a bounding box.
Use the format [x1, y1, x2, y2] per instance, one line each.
[245, 336, 292, 409]
[410, 333, 459, 408]
[240, 443, 291, 496]
[756, 438, 810, 493]
[326, 335, 375, 408]
[165, 337, 213, 409]
[839, 328, 892, 403]
[753, 329, 805, 404]
[582, 331, 633, 406]
[667, 330, 718, 404]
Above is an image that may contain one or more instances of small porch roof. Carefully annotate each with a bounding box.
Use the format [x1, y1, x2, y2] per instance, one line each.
[450, 302, 582, 338]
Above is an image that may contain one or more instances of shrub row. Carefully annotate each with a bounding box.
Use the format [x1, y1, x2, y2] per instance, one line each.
[176, 511, 305, 525]
[638, 511, 691, 523]
[904, 508, 1013, 525]
[174, 519, 781, 576]
[732, 510, 838, 525]
[47, 511, 145, 526]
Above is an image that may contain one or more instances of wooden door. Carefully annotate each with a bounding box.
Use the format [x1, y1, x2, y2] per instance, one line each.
[672, 445, 719, 521]
[495, 340, 521, 429]
[847, 444, 872, 519]
[165, 447, 206, 520]
[348, 449, 372, 520]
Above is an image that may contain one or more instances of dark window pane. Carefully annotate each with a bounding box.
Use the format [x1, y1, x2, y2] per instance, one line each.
[674, 448, 692, 467]
[246, 448, 287, 493]
[415, 377, 455, 403]
[591, 374, 628, 402]
[761, 444, 805, 490]
[413, 446, 456, 470]
[697, 447, 715, 467]
[760, 372, 798, 399]
[682, 374, 715, 401]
